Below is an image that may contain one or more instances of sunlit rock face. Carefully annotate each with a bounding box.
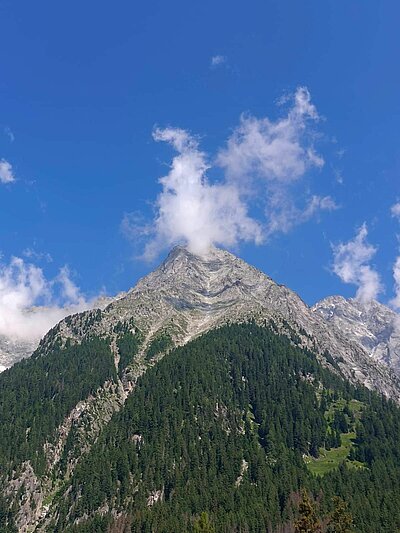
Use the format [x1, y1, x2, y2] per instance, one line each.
[313, 296, 400, 375]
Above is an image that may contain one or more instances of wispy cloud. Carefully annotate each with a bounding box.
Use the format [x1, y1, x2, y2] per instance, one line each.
[129, 87, 337, 259]
[333, 168, 344, 184]
[4, 126, 15, 143]
[266, 194, 338, 236]
[210, 55, 227, 68]
[0, 257, 94, 343]
[332, 223, 383, 303]
[218, 87, 323, 183]
[391, 202, 400, 219]
[217, 87, 334, 238]
[391, 203, 400, 309]
[23, 248, 53, 263]
[391, 256, 400, 310]
[0, 159, 15, 184]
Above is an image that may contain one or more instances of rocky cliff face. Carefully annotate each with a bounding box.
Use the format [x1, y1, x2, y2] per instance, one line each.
[313, 295, 400, 375]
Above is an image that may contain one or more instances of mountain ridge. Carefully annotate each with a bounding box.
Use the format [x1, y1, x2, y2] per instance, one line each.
[36, 245, 400, 401]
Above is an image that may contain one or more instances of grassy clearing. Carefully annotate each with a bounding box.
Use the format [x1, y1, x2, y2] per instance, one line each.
[306, 431, 365, 476]
[305, 397, 366, 476]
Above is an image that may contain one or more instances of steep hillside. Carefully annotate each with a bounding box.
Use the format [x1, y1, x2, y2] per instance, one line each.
[2, 324, 400, 532]
[0, 295, 121, 372]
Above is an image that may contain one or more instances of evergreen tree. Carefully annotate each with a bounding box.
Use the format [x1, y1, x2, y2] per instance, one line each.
[327, 496, 354, 533]
[193, 512, 215, 533]
[294, 490, 321, 533]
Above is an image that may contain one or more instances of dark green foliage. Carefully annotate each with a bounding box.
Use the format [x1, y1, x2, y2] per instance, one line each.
[64, 514, 111, 532]
[332, 411, 348, 434]
[145, 332, 173, 360]
[117, 329, 143, 375]
[0, 337, 116, 475]
[0, 494, 17, 533]
[193, 512, 215, 533]
[59, 324, 400, 532]
[56, 324, 350, 531]
[327, 496, 354, 532]
[2, 323, 400, 532]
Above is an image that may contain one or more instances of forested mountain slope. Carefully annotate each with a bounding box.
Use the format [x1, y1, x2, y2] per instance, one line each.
[1, 324, 400, 532]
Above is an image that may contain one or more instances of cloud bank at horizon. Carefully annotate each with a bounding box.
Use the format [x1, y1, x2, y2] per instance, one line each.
[0, 256, 93, 343]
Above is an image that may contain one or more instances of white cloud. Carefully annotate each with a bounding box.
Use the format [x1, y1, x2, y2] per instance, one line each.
[391, 256, 400, 310]
[390, 203, 400, 310]
[4, 127, 15, 143]
[266, 194, 338, 236]
[333, 168, 344, 184]
[391, 202, 400, 219]
[0, 159, 15, 184]
[135, 88, 336, 259]
[23, 248, 53, 263]
[332, 224, 383, 303]
[218, 87, 323, 184]
[217, 87, 330, 237]
[141, 127, 263, 259]
[0, 257, 92, 343]
[210, 55, 226, 67]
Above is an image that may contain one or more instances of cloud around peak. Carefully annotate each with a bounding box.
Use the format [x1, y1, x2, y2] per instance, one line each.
[130, 87, 336, 260]
[142, 127, 263, 259]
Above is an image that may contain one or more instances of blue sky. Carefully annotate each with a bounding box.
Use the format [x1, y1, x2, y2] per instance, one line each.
[0, 0, 399, 329]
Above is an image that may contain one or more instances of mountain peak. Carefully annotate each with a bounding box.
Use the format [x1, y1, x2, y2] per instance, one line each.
[162, 244, 243, 267]
[4, 246, 400, 402]
[33, 246, 400, 402]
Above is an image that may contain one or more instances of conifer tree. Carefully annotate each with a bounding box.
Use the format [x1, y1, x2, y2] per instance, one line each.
[294, 490, 321, 533]
[327, 496, 354, 533]
[193, 512, 215, 533]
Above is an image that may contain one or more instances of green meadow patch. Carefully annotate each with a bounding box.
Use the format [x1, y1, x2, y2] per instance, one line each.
[305, 397, 366, 476]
